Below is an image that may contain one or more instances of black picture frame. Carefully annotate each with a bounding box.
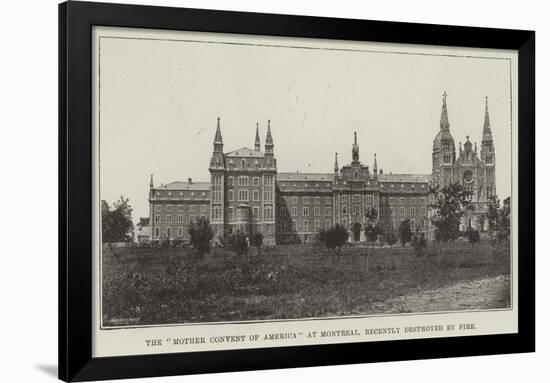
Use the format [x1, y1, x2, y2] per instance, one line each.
[59, 1, 535, 381]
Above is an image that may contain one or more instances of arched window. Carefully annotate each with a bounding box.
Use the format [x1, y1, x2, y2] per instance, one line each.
[355, 171, 358, 180]
[242, 159, 246, 169]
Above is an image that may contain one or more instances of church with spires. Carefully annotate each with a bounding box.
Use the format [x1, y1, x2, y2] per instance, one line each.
[145, 92, 497, 245]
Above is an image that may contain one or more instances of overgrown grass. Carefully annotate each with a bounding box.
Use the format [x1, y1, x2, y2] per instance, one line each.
[102, 241, 510, 326]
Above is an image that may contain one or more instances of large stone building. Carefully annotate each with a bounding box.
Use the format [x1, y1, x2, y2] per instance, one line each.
[146, 93, 496, 244]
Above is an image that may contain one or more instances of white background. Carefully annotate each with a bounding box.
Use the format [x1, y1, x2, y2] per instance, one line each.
[0, 0, 545, 382]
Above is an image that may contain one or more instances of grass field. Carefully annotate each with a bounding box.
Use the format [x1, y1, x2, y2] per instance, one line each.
[102, 241, 510, 326]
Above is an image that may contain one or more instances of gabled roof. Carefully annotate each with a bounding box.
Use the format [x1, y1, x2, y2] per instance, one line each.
[225, 147, 264, 158]
[378, 174, 430, 183]
[277, 172, 334, 182]
[155, 181, 210, 191]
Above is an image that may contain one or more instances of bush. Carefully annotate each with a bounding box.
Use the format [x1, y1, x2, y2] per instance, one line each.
[398, 219, 413, 247]
[411, 231, 427, 256]
[385, 230, 398, 248]
[321, 224, 349, 254]
[227, 231, 249, 256]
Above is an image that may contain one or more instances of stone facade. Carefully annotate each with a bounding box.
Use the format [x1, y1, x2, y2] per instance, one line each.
[146, 93, 496, 244]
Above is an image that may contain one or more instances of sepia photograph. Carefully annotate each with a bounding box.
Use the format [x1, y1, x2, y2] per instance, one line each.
[95, 27, 514, 333]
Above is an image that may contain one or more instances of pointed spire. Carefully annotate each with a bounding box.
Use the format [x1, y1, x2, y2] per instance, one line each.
[482, 96, 493, 142]
[265, 119, 274, 155]
[334, 152, 339, 175]
[440, 91, 450, 132]
[373, 153, 378, 179]
[352, 131, 359, 163]
[266, 119, 273, 144]
[149, 174, 154, 188]
[214, 117, 223, 144]
[254, 122, 260, 151]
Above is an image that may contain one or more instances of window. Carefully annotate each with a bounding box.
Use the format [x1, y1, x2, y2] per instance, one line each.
[264, 176, 274, 201]
[410, 207, 416, 215]
[228, 207, 234, 221]
[400, 197, 405, 204]
[177, 214, 183, 223]
[252, 177, 259, 186]
[410, 219, 416, 231]
[292, 220, 297, 231]
[486, 156, 493, 164]
[238, 190, 249, 201]
[200, 204, 207, 213]
[314, 197, 321, 204]
[264, 206, 274, 220]
[351, 205, 358, 215]
[325, 207, 332, 216]
[342, 205, 347, 215]
[155, 227, 160, 237]
[228, 190, 234, 201]
[389, 197, 395, 204]
[291, 196, 298, 204]
[241, 159, 246, 169]
[155, 205, 161, 212]
[189, 205, 196, 213]
[410, 197, 416, 204]
[366, 194, 372, 202]
[238, 176, 249, 186]
[420, 197, 426, 204]
[352, 194, 361, 202]
[253, 190, 259, 201]
[154, 215, 160, 223]
[166, 215, 172, 223]
[444, 155, 451, 164]
[177, 204, 184, 212]
[166, 205, 172, 212]
[303, 207, 309, 216]
[303, 220, 309, 232]
[178, 227, 184, 237]
[342, 218, 347, 228]
[314, 207, 320, 216]
[400, 207, 405, 216]
[291, 207, 298, 217]
[341, 195, 348, 202]
[212, 175, 222, 202]
[314, 220, 320, 230]
[167, 227, 172, 238]
[390, 207, 395, 216]
[227, 177, 234, 187]
[303, 196, 309, 204]
[420, 207, 426, 216]
[325, 197, 332, 204]
[325, 219, 331, 228]
[253, 206, 259, 219]
[212, 206, 221, 220]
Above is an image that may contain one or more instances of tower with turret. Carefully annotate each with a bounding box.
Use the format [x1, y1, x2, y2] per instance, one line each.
[209, 117, 225, 241]
[432, 91, 457, 188]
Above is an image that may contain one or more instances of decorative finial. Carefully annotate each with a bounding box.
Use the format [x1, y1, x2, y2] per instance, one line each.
[443, 91, 447, 103]
[466, 135, 470, 141]
[150, 174, 154, 188]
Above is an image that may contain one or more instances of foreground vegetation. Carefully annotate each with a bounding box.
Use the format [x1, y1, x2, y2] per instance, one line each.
[102, 240, 510, 326]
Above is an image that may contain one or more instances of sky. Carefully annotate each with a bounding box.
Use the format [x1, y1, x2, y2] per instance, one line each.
[95, 27, 515, 225]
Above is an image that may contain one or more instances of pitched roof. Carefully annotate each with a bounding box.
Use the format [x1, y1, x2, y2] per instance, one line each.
[225, 147, 264, 158]
[156, 181, 210, 191]
[277, 172, 334, 182]
[378, 174, 430, 183]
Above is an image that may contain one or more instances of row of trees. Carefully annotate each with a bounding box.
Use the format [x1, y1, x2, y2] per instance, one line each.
[102, 183, 511, 258]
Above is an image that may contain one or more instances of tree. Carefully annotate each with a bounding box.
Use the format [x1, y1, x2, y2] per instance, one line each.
[188, 217, 214, 260]
[429, 183, 473, 262]
[411, 229, 427, 256]
[466, 228, 480, 258]
[322, 224, 349, 258]
[398, 218, 413, 247]
[498, 197, 511, 242]
[486, 194, 500, 248]
[101, 196, 134, 254]
[250, 231, 264, 256]
[228, 231, 249, 257]
[385, 229, 398, 248]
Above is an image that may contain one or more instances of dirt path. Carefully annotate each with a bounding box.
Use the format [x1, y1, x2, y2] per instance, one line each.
[371, 275, 510, 313]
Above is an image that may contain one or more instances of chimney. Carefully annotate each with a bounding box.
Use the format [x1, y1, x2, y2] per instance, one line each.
[188, 178, 193, 184]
